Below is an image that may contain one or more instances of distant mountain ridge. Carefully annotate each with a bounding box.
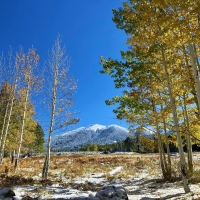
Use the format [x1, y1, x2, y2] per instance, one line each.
[48, 124, 130, 151]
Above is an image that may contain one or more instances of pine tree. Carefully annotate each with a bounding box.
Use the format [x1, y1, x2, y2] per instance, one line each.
[32, 123, 44, 153]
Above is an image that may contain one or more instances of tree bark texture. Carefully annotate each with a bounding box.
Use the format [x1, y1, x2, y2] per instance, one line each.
[161, 46, 190, 193]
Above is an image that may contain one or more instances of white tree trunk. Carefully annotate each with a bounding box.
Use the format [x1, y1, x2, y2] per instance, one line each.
[42, 70, 58, 179]
[161, 46, 190, 193]
[188, 43, 200, 115]
[161, 105, 171, 174]
[0, 80, 18, 164]
[0, 101, 9, 149]
[152, 99, 168, 179]
[14, 88, 29, 173]
[183, 94, 193, 175]
[162, 116, 171, 174]
[183, 49, 200, 117]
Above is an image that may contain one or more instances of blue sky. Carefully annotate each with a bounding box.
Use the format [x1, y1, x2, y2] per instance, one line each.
[0, 1, 129, 135]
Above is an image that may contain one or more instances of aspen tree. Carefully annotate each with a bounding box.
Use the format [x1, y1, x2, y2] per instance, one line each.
[183, 94, 193, 175]
[188, 44, 200, 115]
[0, 49, 22, 164]
[0, 83, 11, 149]
[182, 48, 199, 115]
[161, 46, 190, 192]
[100, 0, 198, 192]
[0, 83, 14, 163]
[0, 52, 13, 150]
[152, 99, 168, 179]
[42, 36, 79, 179]
[14, 48, 39, 173]
[161, 105, 171, 175]
[127, 1, 191, 192]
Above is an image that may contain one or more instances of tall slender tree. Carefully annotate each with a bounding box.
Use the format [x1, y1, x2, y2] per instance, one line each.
[14, 48, 40, 173]
[42, 36, 79, 179]
[0, 49, 22, 163]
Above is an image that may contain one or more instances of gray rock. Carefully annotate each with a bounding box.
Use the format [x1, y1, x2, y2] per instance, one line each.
[13, 196, 21, 200]
[89, 193, 95, 197]
[0, 187, 16, 198]
[95, 185, 128, 200]
[0, 187, 10, 195]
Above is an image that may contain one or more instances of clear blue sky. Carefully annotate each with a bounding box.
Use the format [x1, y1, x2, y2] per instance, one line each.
[0, 1, 129, 135]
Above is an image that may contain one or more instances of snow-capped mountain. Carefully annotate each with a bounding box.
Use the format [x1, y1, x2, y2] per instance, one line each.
[47, 124, 130, 150]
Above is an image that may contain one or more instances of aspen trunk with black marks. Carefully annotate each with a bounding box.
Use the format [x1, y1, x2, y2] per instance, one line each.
[14, 88, 29, 173]
[42, 122, 54, 178]
[42, 84, 57, 179]
[42, 58, 58, 179]
[188, 43, 200, 116]
[161, 105, 171, 176]
[162, 117, 171, 175]
[152, 99, 168, 179]
[183, 48, 200, 118]
[161, 46, 190, 193]
[183, 94, 193, 176]
[193, 44, 200, 70]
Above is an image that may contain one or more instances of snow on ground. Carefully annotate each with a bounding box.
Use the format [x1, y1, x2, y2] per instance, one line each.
[12, 166, 200, 200]
[109, 166, 123, 175]
[14, 184, 96, 199]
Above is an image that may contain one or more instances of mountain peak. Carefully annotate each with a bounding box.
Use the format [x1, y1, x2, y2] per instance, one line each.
[87, 124, 106, 132]
[48, 124, 129, 151]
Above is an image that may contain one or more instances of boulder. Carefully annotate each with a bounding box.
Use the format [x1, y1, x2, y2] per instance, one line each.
[0, 187, 16, 199]
[95, 185, 128, 200]
[13, 197, 20, 200]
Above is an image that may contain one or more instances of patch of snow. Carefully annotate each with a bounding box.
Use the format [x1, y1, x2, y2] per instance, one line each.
[109, 166, 123, 175]
[61, 127, 85, 136]
[12, 177, 200, 200]
[107, 124, 128, 132]
[87, 124, 106, 132]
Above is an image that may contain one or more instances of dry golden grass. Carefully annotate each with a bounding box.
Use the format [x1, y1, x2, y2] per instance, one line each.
[0, 152, 200, 188]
